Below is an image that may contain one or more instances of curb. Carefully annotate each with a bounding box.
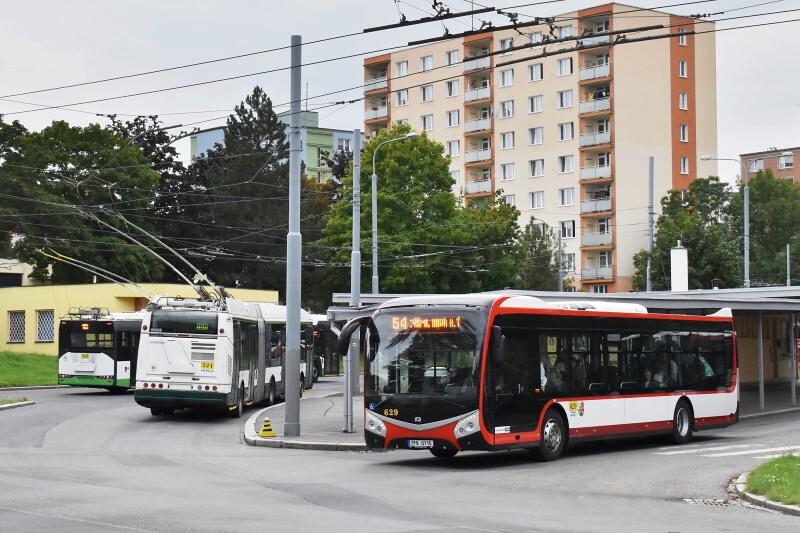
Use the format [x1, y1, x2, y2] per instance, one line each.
[734, 471, 800, 516]
[741, 406, 800, 420]
[0, 385, 68, 392]
[241, 397, 368, 452]
[0, 400, 36, 411]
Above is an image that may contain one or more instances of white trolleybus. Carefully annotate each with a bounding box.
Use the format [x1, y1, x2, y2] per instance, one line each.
[58, 308, 143, 391]
[134, 297, 314, 417]
[338, 294, 738, 460]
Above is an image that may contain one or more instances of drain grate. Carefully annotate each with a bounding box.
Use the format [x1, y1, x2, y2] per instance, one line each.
[683, 498, 729, 507]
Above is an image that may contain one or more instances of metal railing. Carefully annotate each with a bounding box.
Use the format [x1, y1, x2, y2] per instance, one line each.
[465, 118, 491, 132]
[364, 76, 388, 91]
[465, 180, 492, 194]
[581, 198, 612, 213]
[579, 131, 611, 147]
[579, 97, 611, 114]
[580, 165, 612, 180]
[464, 149, 492, 163]
[465, 86, 490, 101]
[464, 56, 490, 71]
[365, 106, 388, 120]
[580, 34, 611, 46]
[581, 232, 612, 246]
[581, 266, 613, 280]
[579, 63, 610, 81]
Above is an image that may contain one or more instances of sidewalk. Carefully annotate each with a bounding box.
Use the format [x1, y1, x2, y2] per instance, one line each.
[243, 393, 367, 451]
[740, 382, 800, 418]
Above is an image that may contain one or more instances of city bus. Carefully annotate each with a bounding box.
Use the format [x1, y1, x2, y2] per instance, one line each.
[58, 308, 143, 391]
[134, 298, 314, 417]
[338, 294, 738, 460]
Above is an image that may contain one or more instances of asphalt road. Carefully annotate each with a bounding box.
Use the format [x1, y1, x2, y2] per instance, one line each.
[1, 380, 798, 533]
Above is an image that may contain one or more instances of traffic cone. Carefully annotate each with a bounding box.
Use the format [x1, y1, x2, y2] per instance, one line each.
[259, 417, 276, 437]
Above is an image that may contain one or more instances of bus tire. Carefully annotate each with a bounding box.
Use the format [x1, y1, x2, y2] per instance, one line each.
[299, 374, 304, 397]
[267, 379, 276, 406]
[430, 449, 457, 459]
[229, 386, 244, 418]
[312, 365, 319, 383]
[150, 408, 162, 416]
[672, 399, 694, 445]
[536, 408, 567, 461]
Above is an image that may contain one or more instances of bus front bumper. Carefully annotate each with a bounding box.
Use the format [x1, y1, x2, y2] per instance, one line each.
[134, 389, 229, 410]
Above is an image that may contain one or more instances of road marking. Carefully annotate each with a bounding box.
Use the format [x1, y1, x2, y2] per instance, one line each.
[703, 445, 800, 458]
[654, 444, 763, 456]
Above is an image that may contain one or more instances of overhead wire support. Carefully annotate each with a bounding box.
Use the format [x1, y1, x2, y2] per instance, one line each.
[363, 6, 495, 32]
[407, 17, 542, 45]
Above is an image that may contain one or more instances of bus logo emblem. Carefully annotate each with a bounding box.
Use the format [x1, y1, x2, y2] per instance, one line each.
[414, 416, 422, 423]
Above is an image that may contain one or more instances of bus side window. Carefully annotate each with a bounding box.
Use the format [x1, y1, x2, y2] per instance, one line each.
[271, 325, 285, 365]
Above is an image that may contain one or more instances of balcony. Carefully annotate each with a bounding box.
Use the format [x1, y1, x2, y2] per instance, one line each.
[365, 106, 388, 120]
[465, 118, 491, 133]
[581, 232, 612, 247]
[580, 34, 610, 47]
[579, 63, 610, 81]
[582, 266, 613, 280]
[580, 165, 612, 180]
[465, 149, 492, 163]
[465, 86, 491, 102]
[580, 131, 611, 147]
[465, 180, 492, 194]
[364, 76, 388, 92]
[579, 97, 611, 114]
[581, 198, 612, 213]
[464, 56, 490, 71]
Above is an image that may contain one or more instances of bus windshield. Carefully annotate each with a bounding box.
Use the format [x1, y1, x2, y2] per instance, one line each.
[150, 311, 218, 335]
[367, 309, 486, 407]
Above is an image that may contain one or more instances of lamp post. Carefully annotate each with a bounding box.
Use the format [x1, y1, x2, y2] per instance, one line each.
[370, 131, 417, 294]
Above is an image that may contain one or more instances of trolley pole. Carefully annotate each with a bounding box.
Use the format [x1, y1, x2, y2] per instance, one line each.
[646, 157, 654, 292]
[284, 35, 302, 437]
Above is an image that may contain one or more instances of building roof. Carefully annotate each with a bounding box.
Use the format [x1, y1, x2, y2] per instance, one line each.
[740, 147, 800, 157]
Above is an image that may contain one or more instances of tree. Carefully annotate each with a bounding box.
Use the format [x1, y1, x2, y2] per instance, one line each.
[317, 124, 519, 294]
[0, 119, 164, 283]
[632, 177, 741, 291]
[513, 220, 560, 290]
[728, 169, 800, 286]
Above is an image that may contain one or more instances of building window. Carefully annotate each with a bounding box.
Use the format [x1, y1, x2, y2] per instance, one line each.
[558, 154, 575, 173]
[679, 92, 689, 110]
[500, 131, 515, 149]
[500, 69, 514, 87]
[748, 158, 764, 172]
[446, 109, 460, 127]
[450, 169, 460, 185]
[421, 114, 433, 131]
[560, 220, 575, 239]
[558, 122, 574, 141]
[599, 217, 611, 234]
[446, 49, 460, 65]
[557, 25, 573, 38]
[529, 126, 543, 145]
[446, 140, 460, 157]
[557, 58, 573, 76]
[557, 89, 573, 108]
[7, 310, 24, 343]
[396, 89, 408, 107]
[500, 163, 515, 181]
[395, 60, 408, 77]
[591, 284, 608, 294]
[599, 251, 612, 268]
[677, 28, 688, 46]
[528, 94, 543, 113]
[421, 84, 433, 102]
[500, 100, 514, 118]
[529, 159, 545, 177]
[678, 60, 688, 78]
[421, 55, 433, 72]
[36, 309, 54, 343]
[503, 194, 516, 206]
[597, 151, 611, 167]
[779, 155, 795, 169]
[531, 191, 545, 209]
[528, 63, 543, 82]
[559, 187, 575, 206]
[446, 79, 459, 97]
[395, 118, 408, 126]
[530, 32, 544, 44]
[679, 124, 689, 143]
[337, 137, 352, 152]
[680, 156, 689, 175]
[563, 253, 576, 273]
[499, 37, 514, 54]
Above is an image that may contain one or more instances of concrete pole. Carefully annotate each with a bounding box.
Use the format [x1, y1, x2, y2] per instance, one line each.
[371, 168, 379, 295]
[350, 130, 362, 398]
[283, 35, 303, 437]
[744, 185, 751, 289]
[790, 312, 797, 406]
[557, 229, 563, 292]
[646, 156, 654, 292]
[757, 311, 764, 411]
[787, 244, 791, 287]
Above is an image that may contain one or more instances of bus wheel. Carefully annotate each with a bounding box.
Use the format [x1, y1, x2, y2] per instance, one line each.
[229, 386, 244, 418]
[672, 400, 694, 445]
[312, 365, 319, 383]
[299, 375, 304, 397]
[267, 379, 276, 406]
[430, 449, 457, 459]
[536, 408, 567, 461]
[150, 408, 162, 416]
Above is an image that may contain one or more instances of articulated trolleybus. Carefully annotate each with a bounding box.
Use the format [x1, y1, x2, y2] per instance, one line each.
[339, 294, 738, 460]
[134, 297, 314, 417]
[58, 308, 143, 391]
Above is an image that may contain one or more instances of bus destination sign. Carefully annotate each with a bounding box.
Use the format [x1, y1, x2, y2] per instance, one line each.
[391, 316, 462, 331]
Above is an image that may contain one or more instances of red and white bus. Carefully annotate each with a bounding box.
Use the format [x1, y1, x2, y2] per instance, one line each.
[338, 294, 738, 460]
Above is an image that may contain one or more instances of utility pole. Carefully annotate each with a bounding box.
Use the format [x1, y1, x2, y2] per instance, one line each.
[646, 156, 654, 292]
[344, 128, 362, 433]
[787, 244, 791, 287]
[557, 229, 563, 292]
[744, 185, 751, 288]
[284, 35, 302, 437]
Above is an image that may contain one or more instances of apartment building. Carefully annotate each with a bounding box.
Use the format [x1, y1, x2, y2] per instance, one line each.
[740, 147, 797, 183]
[363, 3, 717, 292]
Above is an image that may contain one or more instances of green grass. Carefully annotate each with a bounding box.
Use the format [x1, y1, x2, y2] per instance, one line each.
[747, 455, 800, 506]
[0, 397, 28, 406]
[0, 352, 58, 388]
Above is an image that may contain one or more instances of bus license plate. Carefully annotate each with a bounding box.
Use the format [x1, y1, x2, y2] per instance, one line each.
[408, 439, 434, 449]
[200, 361, 214, 371]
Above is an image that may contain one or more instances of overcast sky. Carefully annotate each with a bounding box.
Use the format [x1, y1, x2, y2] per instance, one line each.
[1, 0, 797, 183]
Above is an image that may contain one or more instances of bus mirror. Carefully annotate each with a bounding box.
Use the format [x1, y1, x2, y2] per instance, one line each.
[337, 316, 371, 357]
[491, 326, 504, 364]
[367, 321, 380, 362]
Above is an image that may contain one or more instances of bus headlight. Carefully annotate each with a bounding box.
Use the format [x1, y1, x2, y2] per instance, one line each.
[454, 411, 480, 439]
[365, 411, 386, 437]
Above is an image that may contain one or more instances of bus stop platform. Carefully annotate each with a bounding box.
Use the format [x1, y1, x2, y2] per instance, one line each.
[243, 393, 367, 451]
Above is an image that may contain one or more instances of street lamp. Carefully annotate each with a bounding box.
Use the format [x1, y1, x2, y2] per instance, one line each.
[370, 131, 417, 294]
